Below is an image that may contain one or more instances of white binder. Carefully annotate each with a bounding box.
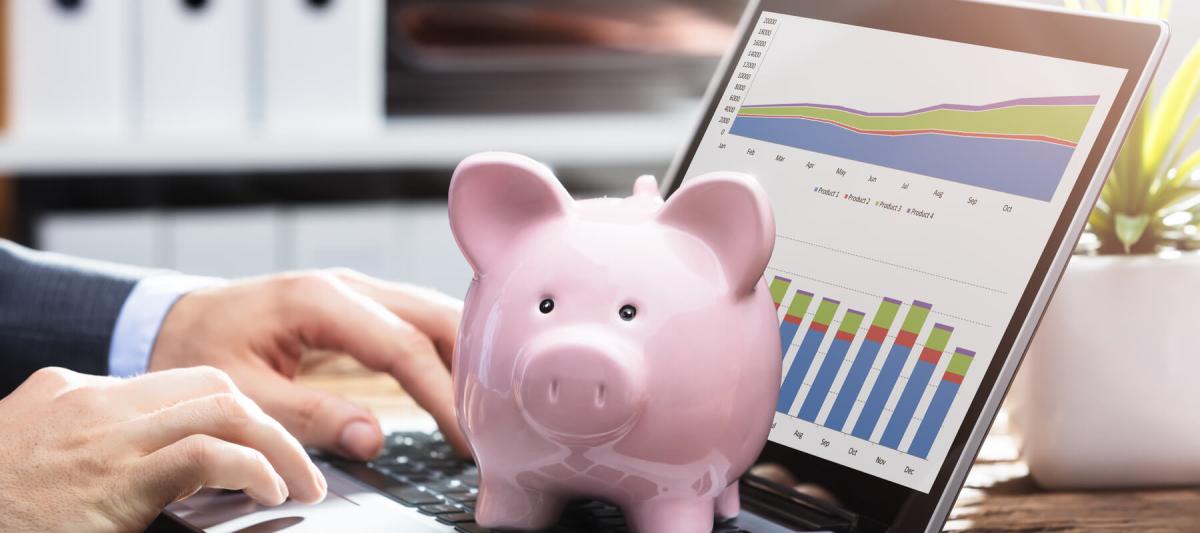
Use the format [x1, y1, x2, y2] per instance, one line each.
[260, 0, 384, 134]
[9, 0, 134, 138]
[289, 203, 401, 280]
[166, 207, 283, 277]
[38, 211, 164, 268]
[139, 0, 253, 136]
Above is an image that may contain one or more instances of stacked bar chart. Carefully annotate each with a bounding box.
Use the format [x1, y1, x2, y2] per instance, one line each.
[909, 348, 975, 458]
[772, 276, 813, 360]
[880, 323, 953, 449]
[852, 301, 931, 440]
[777, 294, 839, 413]
[798, 308, 864, 421]
[823, 297, 900, 431]
[770, 275, 975, 459]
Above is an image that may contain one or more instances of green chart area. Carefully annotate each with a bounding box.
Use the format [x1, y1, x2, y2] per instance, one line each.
[737, 96, 1099, 147]
[730, 96, 1100, 200]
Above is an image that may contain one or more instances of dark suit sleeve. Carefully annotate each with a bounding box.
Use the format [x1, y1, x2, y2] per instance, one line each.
[0, 240, 147, 395]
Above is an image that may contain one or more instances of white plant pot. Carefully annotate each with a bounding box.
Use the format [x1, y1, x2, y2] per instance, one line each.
[1008, 253, 1200, 489]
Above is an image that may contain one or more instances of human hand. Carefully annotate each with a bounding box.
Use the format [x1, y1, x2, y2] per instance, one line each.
[149, 269, 467, 460]
[0, 366, 325, 532]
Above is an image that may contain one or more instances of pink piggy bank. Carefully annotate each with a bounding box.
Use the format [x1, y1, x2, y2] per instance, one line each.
[448, 152, 781, 533]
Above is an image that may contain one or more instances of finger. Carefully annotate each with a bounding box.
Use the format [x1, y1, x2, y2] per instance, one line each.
[379, 332, 470, 457]
[332, 269, 463, 369]
[242, 373, 384, 461]
[279, 275, 470, 455]
[122, 392, 327, 504]
[114, 365, 242, 412]
[139, 434, 288, 508]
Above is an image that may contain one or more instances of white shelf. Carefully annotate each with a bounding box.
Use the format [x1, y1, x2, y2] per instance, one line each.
[0, 107, 699, 175]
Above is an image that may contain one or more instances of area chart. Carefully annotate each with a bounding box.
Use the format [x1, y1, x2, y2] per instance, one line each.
[731, 96, 1099, 201]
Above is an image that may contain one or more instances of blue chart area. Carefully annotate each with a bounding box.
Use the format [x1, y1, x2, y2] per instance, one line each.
[729, 116, 1075, 201]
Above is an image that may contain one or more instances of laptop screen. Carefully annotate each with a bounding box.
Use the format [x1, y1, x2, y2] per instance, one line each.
[680, 10, 1127, 493]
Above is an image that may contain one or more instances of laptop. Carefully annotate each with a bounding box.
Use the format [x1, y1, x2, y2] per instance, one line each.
[164, 0, 1166, 531]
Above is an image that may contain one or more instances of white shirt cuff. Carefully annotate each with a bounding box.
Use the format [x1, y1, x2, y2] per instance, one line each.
[108, 274, 225, 378]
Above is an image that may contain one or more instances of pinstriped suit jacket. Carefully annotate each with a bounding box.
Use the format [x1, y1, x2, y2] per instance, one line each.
[0, 240, 146, 396]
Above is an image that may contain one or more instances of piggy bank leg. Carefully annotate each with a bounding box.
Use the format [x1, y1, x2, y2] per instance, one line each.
[474, 479, 564, 530]
[715, 482, 740, 520]
[626, 498, 715, 533]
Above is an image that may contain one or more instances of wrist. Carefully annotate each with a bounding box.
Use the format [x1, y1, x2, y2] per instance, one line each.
[110, 275, 225, 377]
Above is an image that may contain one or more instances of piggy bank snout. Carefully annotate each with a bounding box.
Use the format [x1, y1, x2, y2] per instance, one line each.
[517, 339, 645, 440]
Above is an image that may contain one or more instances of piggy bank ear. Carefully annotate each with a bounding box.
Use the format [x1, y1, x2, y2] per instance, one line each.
[658, 172, 775, 296]
[449, 152, 572, 275]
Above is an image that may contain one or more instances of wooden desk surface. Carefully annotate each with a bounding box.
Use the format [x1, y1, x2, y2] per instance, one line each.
[299, 356, 1200, 532]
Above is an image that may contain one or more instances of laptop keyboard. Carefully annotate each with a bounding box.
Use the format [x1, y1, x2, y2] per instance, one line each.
[326, 431, 754, 533]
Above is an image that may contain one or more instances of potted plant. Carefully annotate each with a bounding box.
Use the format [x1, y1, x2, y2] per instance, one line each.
[1007, 0, 1200, 489]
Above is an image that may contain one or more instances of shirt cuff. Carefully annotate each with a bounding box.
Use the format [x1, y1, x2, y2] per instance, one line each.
[108, 274, 226, 378]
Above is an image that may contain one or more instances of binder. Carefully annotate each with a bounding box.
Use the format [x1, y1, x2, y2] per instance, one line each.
[401, 202, 472, 298]
[166, 207, 282, 277]
[289, 203, 401, 280]
[9, 0, 134, 138]
[139, 0, 253, 135]
[260, 0, 384, 134]
[38, 211, 163, 268]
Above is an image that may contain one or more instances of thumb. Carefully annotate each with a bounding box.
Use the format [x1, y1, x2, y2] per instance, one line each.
[243, 373, 384, 461]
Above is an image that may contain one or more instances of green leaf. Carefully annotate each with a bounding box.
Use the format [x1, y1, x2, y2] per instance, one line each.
[1117, 97, 1150, 210]
[1089, 203, 1113, 233]
[1176, 149, 1200, 183]
[1100, 170, 1120, 207]
[1164, 115, 1200, 184]
[1144, 40, 1200, 175]
[1070, 0, 1186, 255]
[1115, 212, 1152, 252]
[1147, 184, 1200, 213]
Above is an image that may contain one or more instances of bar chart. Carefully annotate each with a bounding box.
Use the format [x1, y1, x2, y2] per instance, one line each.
[769, 275, 974, 460]
[681, 8, 1126, 492]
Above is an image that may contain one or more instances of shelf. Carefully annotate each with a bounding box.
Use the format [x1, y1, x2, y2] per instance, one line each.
[0, 106, 699, 175]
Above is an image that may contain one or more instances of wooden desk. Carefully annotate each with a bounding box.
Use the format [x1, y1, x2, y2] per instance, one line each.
[299, 356, 1200, 532]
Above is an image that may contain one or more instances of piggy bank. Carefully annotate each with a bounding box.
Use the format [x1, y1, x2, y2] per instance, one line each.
[448, 152, 781, 533]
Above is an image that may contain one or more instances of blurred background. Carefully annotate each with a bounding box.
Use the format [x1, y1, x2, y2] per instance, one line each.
[0, 0, 747, 299]
[1, 0, 1199, 301]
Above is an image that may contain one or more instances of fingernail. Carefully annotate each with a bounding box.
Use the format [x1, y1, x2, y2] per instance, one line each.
[339, 420, 380, 459]
[275, 473, 289, 504]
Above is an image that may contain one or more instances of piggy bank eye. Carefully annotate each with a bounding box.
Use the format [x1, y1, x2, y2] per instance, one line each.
[539, 298, 555, 314]
[619, 304, 637, 321]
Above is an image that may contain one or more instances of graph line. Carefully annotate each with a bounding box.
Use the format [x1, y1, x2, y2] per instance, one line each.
[739, 95, 1100, 116]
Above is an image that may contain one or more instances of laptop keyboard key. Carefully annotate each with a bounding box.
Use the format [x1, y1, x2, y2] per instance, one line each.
[445, 492, 478, 504]
[387, 487, 442, 506]
[421, 478, 468, 493]
[435, 512, 477, 524]
[418, 503, 463, 515]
